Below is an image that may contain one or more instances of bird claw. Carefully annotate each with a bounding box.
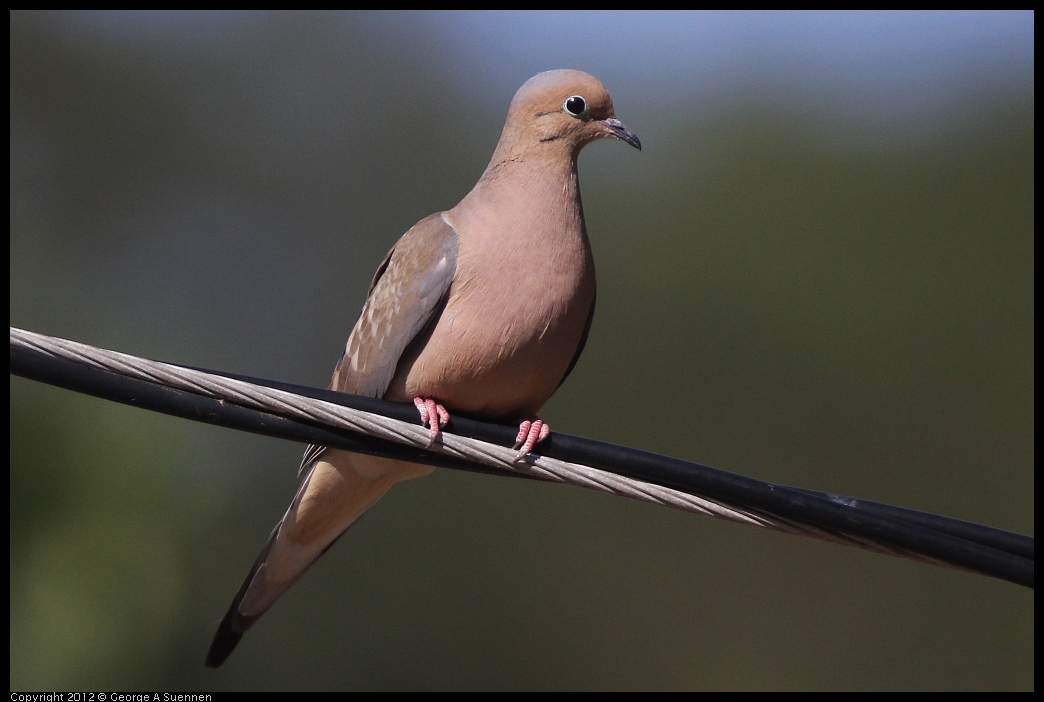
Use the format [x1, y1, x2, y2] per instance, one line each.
[512, 418, 550, 461]
[414, 397, 450, 447]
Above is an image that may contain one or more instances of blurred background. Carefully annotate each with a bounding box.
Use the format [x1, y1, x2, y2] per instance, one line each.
[10, 11, 1033, 690]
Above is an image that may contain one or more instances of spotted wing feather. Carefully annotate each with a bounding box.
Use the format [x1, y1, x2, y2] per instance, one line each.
[298, 213, 458, 474]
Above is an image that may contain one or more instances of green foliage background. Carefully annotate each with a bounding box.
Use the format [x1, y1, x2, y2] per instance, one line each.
[10, 12, 1033, 690]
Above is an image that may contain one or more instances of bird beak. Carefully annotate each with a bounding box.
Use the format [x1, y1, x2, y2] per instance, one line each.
[601, 118, 641, 150]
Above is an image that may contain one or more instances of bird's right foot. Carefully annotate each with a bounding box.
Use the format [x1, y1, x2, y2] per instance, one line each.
[414, 397, 450, 446]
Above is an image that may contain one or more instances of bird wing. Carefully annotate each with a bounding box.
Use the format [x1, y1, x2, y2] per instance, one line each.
[298, 212, 458, 475]
[332, 212, 459, 398]
[206, 214, 457, 668]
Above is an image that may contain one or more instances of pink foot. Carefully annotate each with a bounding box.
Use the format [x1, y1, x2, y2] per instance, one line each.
[513, 417, 551, 461]
[414, 397, 450, 446]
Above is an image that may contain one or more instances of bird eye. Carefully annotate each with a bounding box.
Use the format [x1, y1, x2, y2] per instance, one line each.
[564, 95, 587, 117]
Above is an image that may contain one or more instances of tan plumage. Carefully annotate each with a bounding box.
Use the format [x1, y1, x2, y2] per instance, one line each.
[207, 69, 640, 667]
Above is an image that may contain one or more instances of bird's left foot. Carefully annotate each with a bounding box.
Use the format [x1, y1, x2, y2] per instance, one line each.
[414, 397, 450, 447]
[513, 417, 550, 461]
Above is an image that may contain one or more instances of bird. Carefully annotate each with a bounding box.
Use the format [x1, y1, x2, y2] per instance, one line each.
[205, 69, 640, 668]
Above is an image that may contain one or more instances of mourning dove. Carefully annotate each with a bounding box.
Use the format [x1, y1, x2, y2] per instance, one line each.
[206, 69, 640, 667]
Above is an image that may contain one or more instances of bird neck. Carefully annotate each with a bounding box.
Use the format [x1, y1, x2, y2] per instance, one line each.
[476, 138, 580, 194]
[463, 152, 583, 229]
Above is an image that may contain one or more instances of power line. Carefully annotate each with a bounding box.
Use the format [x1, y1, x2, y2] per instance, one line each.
[10, 327, 1032, 588]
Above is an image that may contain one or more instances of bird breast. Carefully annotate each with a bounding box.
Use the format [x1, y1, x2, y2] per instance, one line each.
[387, 179, 596, 420]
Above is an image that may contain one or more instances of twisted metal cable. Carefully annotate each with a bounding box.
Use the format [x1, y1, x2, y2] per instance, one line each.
[5, 326, 966, 567]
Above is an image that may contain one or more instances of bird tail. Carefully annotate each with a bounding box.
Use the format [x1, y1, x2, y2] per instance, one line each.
[205, 450, 433, 668]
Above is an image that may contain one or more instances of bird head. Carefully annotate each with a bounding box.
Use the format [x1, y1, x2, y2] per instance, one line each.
[499, 69, 641, 158]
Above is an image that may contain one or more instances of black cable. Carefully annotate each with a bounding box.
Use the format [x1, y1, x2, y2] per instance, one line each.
[787, 487, 1033, 561]
[9, 344, 535, 481]
[10, 341, 1033, 588]
[190, 364, 1034, 578]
